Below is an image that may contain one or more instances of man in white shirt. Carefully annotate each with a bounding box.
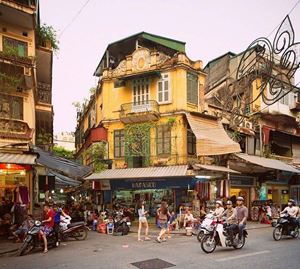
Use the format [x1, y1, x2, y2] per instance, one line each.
[281, 199, 298, 218]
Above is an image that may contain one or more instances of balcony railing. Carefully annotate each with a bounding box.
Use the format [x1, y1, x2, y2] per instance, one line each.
[37, 82, 52, 104]
[4, 0, 36, 8]
[0, 51, 35, 67]
[120, 100, 160, 123]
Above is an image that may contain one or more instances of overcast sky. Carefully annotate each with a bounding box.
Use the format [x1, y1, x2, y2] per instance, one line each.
[39, 0, 300, 133]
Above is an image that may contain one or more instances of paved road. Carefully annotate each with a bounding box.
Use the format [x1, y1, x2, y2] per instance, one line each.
[0, 227, 299, 269]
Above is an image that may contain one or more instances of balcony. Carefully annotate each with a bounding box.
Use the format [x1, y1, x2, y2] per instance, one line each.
[120, 100, 160, 124]
[0, 51, 35, 67]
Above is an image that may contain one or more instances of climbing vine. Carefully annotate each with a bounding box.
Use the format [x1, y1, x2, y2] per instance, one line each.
[124, 122, 155, 167]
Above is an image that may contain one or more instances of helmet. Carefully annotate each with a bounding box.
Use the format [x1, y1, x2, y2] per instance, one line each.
[216, 200, 223, 206]
[226, 201, 233, 205]
[288, 199, 295, 205]
[237, 196, 244, 201]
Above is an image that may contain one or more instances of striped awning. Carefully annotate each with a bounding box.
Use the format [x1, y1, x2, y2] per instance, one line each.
[85, 165, 188, 180]
[186, 113, 241, 156]
[0, 152, 36, 165]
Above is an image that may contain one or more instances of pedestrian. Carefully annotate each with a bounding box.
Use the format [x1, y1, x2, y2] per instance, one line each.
[92, 209, 99, 231]
[137, 200, 150, 241]
[167, 211, 178, 238]
[156, 201, 170, 243]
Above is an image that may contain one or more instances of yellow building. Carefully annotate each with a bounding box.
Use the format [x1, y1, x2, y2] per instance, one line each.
[76, 33, 240, 212]
[0, 0, 53, 212]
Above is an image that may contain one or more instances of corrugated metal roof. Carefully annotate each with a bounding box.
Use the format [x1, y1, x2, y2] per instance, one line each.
[49, 170, 81, 187]
[186, 113, 241, 156]
[85, 165, 188, 180]
[236, 153, 300, 174]
[34, 147, 92, 180]
[194, 164, 240, 174]
[0, 152, 36, 165]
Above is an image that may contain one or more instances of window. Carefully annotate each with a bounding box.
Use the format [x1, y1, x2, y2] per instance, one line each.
[0, 93, 23, 120]
[3, 36, 28, 57]
[187, 129, 196, 155]
[35, 110, 53, 138]
[133, 78, 150, 104]
[114, 130, 125, 158]
[157, 125, 171, 155]
[187, 72, 198, 105]
[157, 73, 170, 103]
[279, 90, 291, 106]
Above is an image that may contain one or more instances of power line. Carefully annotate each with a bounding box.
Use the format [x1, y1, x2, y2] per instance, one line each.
[58, 0, 92, 38]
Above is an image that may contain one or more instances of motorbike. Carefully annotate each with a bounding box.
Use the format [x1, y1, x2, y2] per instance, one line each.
[273, 213, 299, 241]
[112, 210, 131, 235]
[59, 215, 88, 241]
[196, 213, 215, 242]
[18, 220, 58, 256]
[201, 219, 248, 254]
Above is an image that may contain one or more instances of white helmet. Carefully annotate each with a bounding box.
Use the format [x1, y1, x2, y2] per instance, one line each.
[216, 200, 223, 206]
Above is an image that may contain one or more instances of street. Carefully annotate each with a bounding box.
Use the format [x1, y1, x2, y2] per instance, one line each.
[0, 227, 299, 269]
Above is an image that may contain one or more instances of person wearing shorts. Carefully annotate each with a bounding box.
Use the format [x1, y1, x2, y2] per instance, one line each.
[137, 200, 150, 241]
[156, 202, 171, 243]
[40, 204, 54, 253]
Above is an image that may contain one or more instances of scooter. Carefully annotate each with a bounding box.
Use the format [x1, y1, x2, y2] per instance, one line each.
[273, 213, 299, 241]
[196, 213, 215, 242]
[201, 219, 248, 254]
[59, 216, 89, 241]
[113, 210, 131, 235]
[18, 220, 57, 256]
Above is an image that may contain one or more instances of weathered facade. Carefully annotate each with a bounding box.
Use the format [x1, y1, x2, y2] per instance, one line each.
[0, 0, 53, 211]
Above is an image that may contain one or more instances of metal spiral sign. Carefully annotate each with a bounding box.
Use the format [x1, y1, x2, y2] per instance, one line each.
[225, 15, 300, 127]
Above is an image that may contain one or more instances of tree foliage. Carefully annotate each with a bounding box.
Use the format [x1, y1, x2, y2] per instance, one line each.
[53, 146, 74, 160]
[85, 142, 107, 172]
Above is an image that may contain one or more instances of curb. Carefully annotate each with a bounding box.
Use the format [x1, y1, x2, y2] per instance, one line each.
[0, 248, 18, 256]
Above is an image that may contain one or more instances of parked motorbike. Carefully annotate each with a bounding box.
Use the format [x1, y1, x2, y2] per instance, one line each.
[273, 213, 299, 241]
[18, 220, 57, 256]
[201, 219, 248, 253]
[196, 213, 215, 242]
[113, 210, 131, 235]
[59, 215, 88, 241]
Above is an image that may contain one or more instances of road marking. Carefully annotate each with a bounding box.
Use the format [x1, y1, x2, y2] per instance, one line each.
[217, 250, 271, 262]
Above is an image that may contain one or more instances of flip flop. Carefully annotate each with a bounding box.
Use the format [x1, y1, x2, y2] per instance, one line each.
[138, 239, 143, 242]
[144, 237, 151, 241]
[44, 249, 48, 254]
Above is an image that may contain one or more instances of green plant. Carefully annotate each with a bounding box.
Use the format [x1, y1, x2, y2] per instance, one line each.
[85, 142, 107, 172]
[124, 123, 154, 167]
[53, 146, 74, 160]
[36, 130, 52, 145]
[0, 73, 22, 88]
[167, 117, 176, 126]
[37, 24, 59, 52]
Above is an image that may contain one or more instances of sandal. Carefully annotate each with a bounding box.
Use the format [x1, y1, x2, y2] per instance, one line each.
[156, 237, 162, 243]
[144, 237, 151, 241]
[43, 249, 48, 254]
[138, 239, 143, 242]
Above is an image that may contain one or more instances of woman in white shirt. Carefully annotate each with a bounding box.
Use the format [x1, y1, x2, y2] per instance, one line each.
[137, 200, 151, 242]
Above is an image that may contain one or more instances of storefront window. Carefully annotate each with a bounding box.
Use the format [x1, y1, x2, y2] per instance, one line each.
[157, 125, 171, 155]
[114, 129, 124, 158]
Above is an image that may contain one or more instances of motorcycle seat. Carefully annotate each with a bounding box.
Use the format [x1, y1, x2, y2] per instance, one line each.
[67, 221, 85, 228]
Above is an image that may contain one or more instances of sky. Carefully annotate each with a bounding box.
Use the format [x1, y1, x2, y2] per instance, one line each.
[38, 0, 300, 133]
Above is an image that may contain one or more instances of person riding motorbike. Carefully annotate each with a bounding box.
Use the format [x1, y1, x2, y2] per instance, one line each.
[222, 201, 238, 244]
[40, 204, 55, 253]
[236, 196, 248, 239]
[212, 200, 224, 219]
[281, 199, 298, 230]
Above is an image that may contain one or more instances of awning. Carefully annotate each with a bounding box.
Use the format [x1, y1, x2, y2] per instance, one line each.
[193, 164, 240, 174]
[186, 113, 241, 156]
[85, 165, 188, 180]
[34, 147, 92, 180]
[0, 152, 36, 165]
[49, 170, 81, 187]
[235, 153, 300, 174]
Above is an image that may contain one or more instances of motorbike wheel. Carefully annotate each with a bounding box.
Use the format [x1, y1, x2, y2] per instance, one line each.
[273, 227, 282, 241]
[292, 229, 299, 238]
[18, 241, 34, 256]
[122, 223, 129, 235]
[74, 227, 88, 241]
[197, 231, 204, 242]
[201, 235, 216, 254]
[233, 235, 245, 249]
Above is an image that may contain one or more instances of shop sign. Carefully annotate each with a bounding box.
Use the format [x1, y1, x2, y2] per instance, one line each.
[131, 181, 156, 189]
[230, 178, 255, 186]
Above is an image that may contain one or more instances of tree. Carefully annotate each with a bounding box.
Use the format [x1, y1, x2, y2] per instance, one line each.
[84, 142, 107, 172]
[52, 146, 74, 160]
